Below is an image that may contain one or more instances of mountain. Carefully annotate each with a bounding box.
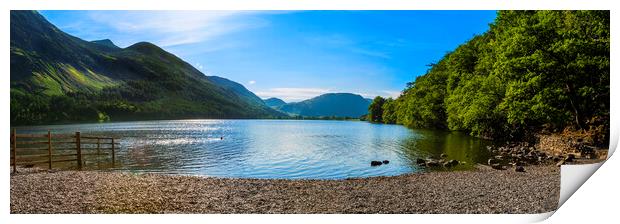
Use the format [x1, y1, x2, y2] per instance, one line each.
[276, 93, 371, 117]
[205, 76, 266, 106]
[91, 39, 119, 49]
[10, 10, 283, 125]
[263, 97, 287, 108]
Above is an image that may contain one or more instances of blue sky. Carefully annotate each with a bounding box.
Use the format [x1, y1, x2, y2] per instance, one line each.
[40, 10, 496, 102]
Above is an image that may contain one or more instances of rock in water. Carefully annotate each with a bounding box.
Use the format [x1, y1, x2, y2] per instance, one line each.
[371, 161, 383, 166]
[488, 158, 499, 165]
[440, 153, 448, 158]
[426, 160, 440, 167]
[416, 158, 427, 165]
[515, 166, 525, 172]
[382, 160, 390, 164]
[450, 159, 459, 166]
[442, 159, 459, 167]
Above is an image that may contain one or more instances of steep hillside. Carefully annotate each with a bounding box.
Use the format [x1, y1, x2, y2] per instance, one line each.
[91, 39, 119, 49]
[10, 10, 283, 125]
[277, 93, 370, 118]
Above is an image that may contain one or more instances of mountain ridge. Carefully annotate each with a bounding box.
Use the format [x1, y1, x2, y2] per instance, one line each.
[276, 93, 370, 118]
[263, 97, 287, 108]
[10, 10, 284, 125]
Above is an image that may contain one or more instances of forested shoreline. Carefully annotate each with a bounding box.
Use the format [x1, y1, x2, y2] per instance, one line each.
[368, 11, 609, 145]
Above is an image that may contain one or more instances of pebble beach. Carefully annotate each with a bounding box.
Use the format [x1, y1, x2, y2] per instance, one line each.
[10, 165, 560, 214]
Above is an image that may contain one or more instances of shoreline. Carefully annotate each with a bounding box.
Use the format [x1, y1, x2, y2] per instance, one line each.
[11, 165, 560, 214]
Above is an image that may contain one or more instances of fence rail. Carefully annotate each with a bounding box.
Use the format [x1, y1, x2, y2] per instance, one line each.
[10, 129, 119, 173]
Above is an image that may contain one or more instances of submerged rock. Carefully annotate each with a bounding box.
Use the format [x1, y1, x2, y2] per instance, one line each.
[382, 160, 390, 164]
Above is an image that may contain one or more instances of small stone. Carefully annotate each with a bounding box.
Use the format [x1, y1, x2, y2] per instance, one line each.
[382, 160, 390, 164]
[440, 153, 448, 158]
[556, 160, 565, 167]
[515, 166, 525, 172]
[416, 158, 426, 165]
[565, 154, 576, 162]
[491, 164, 503, 170]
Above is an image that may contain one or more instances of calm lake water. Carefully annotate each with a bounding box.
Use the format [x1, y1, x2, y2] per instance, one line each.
[14, 119, 493, 179]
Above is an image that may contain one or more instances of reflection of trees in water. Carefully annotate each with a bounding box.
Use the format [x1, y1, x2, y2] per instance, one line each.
[399, 129, 493, 168]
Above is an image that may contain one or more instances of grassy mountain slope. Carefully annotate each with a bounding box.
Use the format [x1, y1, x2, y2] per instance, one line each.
[10, 10, 283, 125]
[277, 93, 370, 118]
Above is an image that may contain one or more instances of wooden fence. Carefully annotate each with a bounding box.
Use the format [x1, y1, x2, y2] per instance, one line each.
[10, 129, 119, 173]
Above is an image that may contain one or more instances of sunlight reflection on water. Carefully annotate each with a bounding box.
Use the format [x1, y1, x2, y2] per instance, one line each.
[15, 119, 492, 179]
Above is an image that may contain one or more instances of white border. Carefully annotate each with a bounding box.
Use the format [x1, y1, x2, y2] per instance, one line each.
[2, 1, 617, 224]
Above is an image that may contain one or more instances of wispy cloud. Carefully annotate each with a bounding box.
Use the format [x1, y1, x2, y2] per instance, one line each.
[85, 11, 270, 47]
[255, 87, 332, 102]
[305, 34, 401, 59]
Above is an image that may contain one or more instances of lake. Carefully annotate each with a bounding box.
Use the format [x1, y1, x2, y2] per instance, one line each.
[14, 119, 493, 179]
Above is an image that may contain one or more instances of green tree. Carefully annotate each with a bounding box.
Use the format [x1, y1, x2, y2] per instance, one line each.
[369, 10, 609, 142]
[368, 96, 386, 123]
[382, 98, 397, 124]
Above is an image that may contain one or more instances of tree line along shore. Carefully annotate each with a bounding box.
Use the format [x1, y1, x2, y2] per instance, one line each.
[367, 11, 609, 153]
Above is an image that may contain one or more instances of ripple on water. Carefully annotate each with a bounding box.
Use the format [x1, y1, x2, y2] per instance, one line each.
[13, 120, 492, 179]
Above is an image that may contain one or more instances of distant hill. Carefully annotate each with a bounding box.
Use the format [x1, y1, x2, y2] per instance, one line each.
[277, 93, 371, 117]
[263, 97, 287, 108]
[10, 10, 283, 125]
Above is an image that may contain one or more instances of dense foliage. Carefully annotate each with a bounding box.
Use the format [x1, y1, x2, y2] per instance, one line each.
[374, 11, 609, 141]
[368, 96, 386, 123]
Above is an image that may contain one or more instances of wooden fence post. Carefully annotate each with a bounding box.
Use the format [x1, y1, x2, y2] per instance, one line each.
[76, 132, 82, 169]
[48, 130, 52, 169]
[11, 129, 16, 173]
[111, 138, 115, 164]
[96, 138, 100, 155]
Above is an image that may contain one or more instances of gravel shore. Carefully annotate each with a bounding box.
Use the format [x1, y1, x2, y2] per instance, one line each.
[10, 166, 559, 214]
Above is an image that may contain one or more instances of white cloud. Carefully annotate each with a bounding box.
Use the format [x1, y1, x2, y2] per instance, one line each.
[248, 80, 256, 85]
[254, 87, 332, 102]
[86, 11, 269, 47]
[195, 62, 204, 70]
[381, 90, 402, 98]
[359, 90, 402, 99]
